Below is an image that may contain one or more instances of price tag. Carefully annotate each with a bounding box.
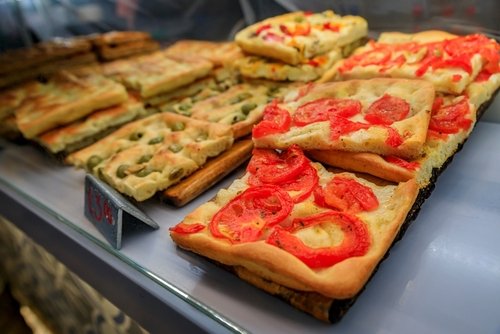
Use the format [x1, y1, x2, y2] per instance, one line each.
[84, 174, 159, 249]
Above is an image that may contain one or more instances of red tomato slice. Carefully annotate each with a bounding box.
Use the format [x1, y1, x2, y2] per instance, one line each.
[323, 22, 340, 32]
[429, 97, 472, 134]
[364, 94, 410, 125]
[330, 115, 370, 140]
[266, 211, 371, 268]
[255, 24, 271, 35]
[384, 155, 420, 170]
[209, 185, 293, 244]
[432, 58, 472, 74]
[170, 222, 205, 234]
[263, 32, 285, 43]
[247, 145, 309, 184]
[385, 127, 403, 148]
[339, 47, 392, 73]
[293, 98, 362, 126]
[252, 101, 291, 138]
[322, 176, 379, 213]
[279, 22, 311, 36]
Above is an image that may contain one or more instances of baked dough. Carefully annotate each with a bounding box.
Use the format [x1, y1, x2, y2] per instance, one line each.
[14, 71, 128, 138]
[164, 40, 244, 66]
[102, 51, 213, 98]
[465, 71, 500, 109]
[66, 112, 234, 201]
[235, 11, 367, 65]
[170, 159, 418, 299]
[253, 78, 435, 159]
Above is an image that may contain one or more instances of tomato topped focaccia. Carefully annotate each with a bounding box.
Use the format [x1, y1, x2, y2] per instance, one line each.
[309, 93, 477, 187]
[235, 11, 367, 65]
[252, 78, 435, 160]
[170, 145, 418, 299]
[334, 31, 500, 94]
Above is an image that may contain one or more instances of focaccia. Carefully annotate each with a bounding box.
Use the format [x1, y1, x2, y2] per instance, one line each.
[164, 40, 244, 66]
[0, 86, 26, 121]
[235, 48, 342, 82]
[15, 71, 128, 138]
[89, 31, 152, 46]
[36, 94, 145, 154]
[66, 113, 234, 201]
[235, 11, 367, 65]
[309, 94, 477, 187]
[252, 78, 435, 159]
[102, 51, 213, 98]
[170, 146, 418, 302]
[335, 32, 499, 94]
[98, 39, 160, 60]
[465, 69, 500, 109]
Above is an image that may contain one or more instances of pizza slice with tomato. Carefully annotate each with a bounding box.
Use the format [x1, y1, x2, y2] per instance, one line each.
[309, 93, 477, 187]
[235, 11, 367, 65]
[170, 145, 418, 317]
[252, 78, 435, 160]
[333, 31, 499, 94]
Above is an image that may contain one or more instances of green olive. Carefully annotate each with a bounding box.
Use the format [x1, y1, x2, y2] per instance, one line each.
[170, 121, 185, 132]
[169, 167, 184, 180]
[231, 113, 247, 124]
[266, 86, 279, 97]
[294, 16, 304, 23]
[148, 136, 164, 145]
[129, 132, 143, 141]
[195, 132, 208, 142]
[178, 103, 191, 111]
[116, 164, 130, 179]
[168, 143, 183, 153]
[86, 155, 102, 170]
[137, 154, 153, 164]
[241, 103, 257, 115]
[135, 167, 153, 178]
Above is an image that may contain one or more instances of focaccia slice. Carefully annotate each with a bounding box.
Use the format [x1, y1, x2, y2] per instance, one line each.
[98, 39, 160, 60]
[36, 94, 145, 154]
[335, 31, 499, 94]
[170, 146, 418, 301]
[164, 40, 244, 66]
[15, 71, 128, 138]
[66, 113, 234, 201]
[253, 78, 435, 159]
[465, 69, 500, 110]
[102, 51, 213, 98]
[235, 48, 342, 82]
[309, 94, 477, 187]
[235, 11, 367, 65]
[89, 31, 152, 46]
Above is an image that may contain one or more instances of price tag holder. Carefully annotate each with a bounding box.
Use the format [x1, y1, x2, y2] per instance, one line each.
[84, 174, 159, 249]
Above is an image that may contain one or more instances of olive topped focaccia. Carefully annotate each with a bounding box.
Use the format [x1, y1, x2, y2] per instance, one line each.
[252, 78, 435, 160]
[235, 11, 367, 65]
[66, 112, 233, 201]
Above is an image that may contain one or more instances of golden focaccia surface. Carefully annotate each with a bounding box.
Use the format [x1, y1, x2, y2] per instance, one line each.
[14, 71, 128, 139]
[235, 48, 342, 82]
[164, 40, 244, 66]
[170, 155, 418, 299]
[335, 32, 499, 94]
[89, 31, 152, 46]
[36, 94, 145, 154]
[98, 40, 160, 60]
[102, 51, 213, 98]
[235, 11, 367, 65]
[253, 78, 435, 159]
[66, 113, 234, 201]
[465, 71, 500, 110]
[309, 94, 477, 187]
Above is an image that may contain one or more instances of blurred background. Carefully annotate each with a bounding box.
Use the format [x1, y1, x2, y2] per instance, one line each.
[1, 0, 499, 51]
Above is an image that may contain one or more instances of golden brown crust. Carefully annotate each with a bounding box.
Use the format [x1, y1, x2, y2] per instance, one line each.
[377, 30, 458, 44]
[171, 164, 419, 299]
[163, 139, 253, 206]
[164, 40, 244, 66]
[254, 79, 435, 159]
[15, 72, 128, 138]
[97, 40, 160, 60]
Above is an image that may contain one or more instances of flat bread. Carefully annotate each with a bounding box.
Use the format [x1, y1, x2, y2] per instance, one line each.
[235, 48, 342, 82]
[15, 71, 128, 138]
[36, 94, 145, 154]
[98, 39, 160, 60]
[334, 32, 499, 94]
[102, 52, 213, 98]
[170, 146, 418, 299]
[309, 94, 477, 187]
[235, 11, 367, 65]
[66, 113, 234, 201]
[164, 40, 244, 66]
[465, 70, 500, 109]
[253, 78, 435, 159]
[89, 31, 152, 46]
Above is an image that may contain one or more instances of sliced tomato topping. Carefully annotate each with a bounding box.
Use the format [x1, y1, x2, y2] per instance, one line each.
[252, 101, 291, 138]
[247, 145, 309, 184]
[279, 22, 311, 36]
[384, 155, 420, 170]
[432, 58, 472, 74]
[266, 211, 371, 268]
[293, 98, 362, 126]
[293, 82, 315, 101]
[452, 74, 463, 82]
[263, 32, 285, 43]
[209, 185, 293, 244]
[323, 22, 340, 32]
[429, 97, 472, 134]
[320, 176, 379, 213]
[385, 127, 403, 148]
[170, 222, 205, 234]
[364, 94, 410, 125]
[330, 116, 370, 140]
[340, 48, 392, 73]
[255, 24, 272, 36]
[474, 69, 493, 82]
[379, 55, 405, 73]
